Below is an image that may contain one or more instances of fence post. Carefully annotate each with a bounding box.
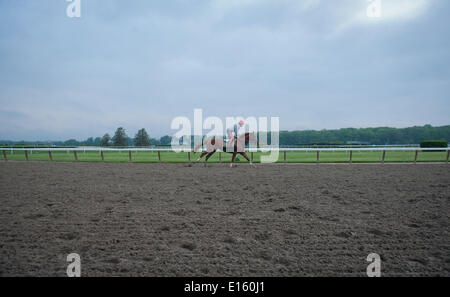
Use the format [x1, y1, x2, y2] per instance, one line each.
[158, 151, 161, 163]
[284, 151, 286, 163]
[316, 151, 320, 164]
[349, 151, 353, 164]
[251, 152, 254, 162]
[188, 152, 191, 163]
[74, 151, 78, 161]
[382, 150, 386, 164]
[101, 151, 104, 162]
[25, 150, 29, 161]
[129, 151, 132, 162]
[219, 152, 222, 163]
[3, 150, 7, 161]
[48, 151, 53, 161]
[447, 150, 449, 164]
[414, 150, 418, 164]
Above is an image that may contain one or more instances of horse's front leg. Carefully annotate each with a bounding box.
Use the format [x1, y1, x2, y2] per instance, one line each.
[240, 152, 256, 167]
[196, 151, 207, 162]
[230, 152, 237, 168]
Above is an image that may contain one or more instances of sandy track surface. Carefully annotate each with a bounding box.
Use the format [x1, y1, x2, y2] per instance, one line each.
[0, 162, 449, 276]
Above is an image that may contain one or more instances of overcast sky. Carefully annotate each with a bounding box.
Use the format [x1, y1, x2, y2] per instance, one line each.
[0, 0, 449, 140]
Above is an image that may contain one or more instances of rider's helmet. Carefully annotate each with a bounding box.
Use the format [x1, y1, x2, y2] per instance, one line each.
[239, 120, 244, 126]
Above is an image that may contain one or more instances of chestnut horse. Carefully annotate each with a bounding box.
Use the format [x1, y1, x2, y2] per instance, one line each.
[194, 132, 257, 167]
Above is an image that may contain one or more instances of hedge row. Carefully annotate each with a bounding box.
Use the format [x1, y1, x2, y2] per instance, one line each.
[420, 140, 448, 148]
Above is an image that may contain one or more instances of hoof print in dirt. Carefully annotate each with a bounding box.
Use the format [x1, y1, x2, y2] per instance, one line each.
[223, 236, 238, 244]
[408, 223, 421, 228]
[408, 258, 429, 266]
[283, 229, 297, 235]
[254, 250, 272, 261]
[104, 258, 121, 264]
[57, 232, 80, 241]
[23, 213, 45, 220]
[275, 257, 292, 266]
[335, 231, 355, 239]
[180, 242, 197, 251]
[171, 209, 189, 216]
[367, 228, 385, 236]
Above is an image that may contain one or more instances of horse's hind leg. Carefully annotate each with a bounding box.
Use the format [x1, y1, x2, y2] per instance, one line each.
[204, 151, 215, 167]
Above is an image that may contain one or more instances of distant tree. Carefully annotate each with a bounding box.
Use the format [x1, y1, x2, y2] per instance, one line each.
[93, 137, 102, 146]
[134, 128, 151, 146]
[125, 137, 133, 146]
[112, 127, 128, 146]
[64, 139, 79, 146]
[160, 135, 172, 145]
[151, 138, 160, 145]
[85, 137, 94, 146]
[1, 125, 449, 147]
[277, 125, 450, 146]
[100, 133, 111, 146]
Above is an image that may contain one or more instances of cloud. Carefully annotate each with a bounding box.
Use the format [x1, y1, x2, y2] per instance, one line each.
[0, 0, 449, 140]
[381, 0, 431, 20]
[327, 0, 432, 37]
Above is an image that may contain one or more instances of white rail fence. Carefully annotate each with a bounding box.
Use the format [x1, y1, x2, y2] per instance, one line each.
[1, 147, 449, 164]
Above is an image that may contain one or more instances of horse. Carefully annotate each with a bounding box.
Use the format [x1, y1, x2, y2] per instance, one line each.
[194, 132, 257, 167]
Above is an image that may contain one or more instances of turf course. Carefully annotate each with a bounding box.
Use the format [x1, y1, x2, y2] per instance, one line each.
[1, 150, 448, 163]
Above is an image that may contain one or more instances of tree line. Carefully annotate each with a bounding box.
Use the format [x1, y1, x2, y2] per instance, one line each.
[97, 127, 172, 147]
[276, 125, 450, 145]
[1, 125, 448, 147]
[0, 127, 172, 147]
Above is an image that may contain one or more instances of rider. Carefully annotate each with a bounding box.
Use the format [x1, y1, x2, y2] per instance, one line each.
[227, 120, 244, 147]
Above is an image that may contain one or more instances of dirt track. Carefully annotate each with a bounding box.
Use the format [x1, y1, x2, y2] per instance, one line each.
[0, 162, 449, 276]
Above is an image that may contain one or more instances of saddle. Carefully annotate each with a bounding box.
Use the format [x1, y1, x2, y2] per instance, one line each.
[223, 137, 237, 152]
